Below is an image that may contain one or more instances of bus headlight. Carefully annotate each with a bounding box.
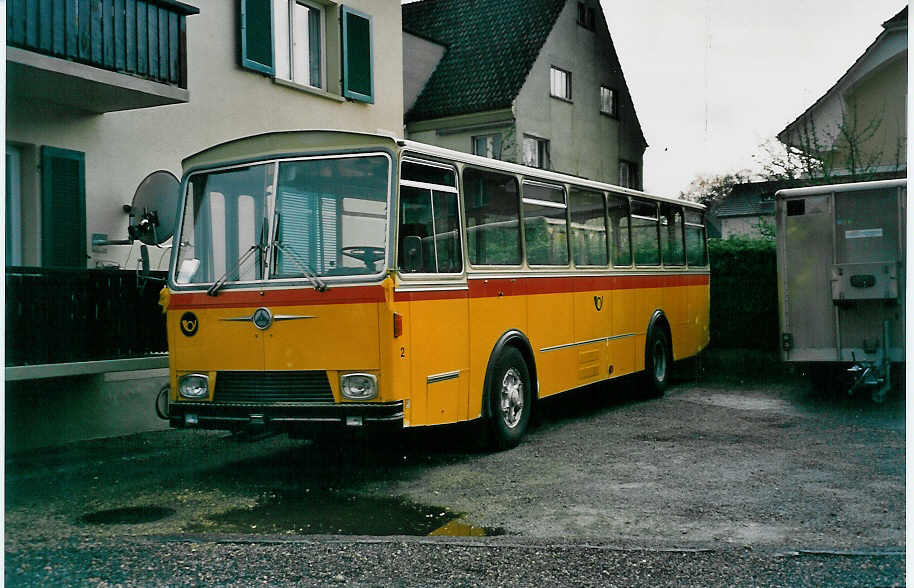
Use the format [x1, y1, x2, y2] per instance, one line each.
[178, 373, 209, 399]
[340, 373, 377, 400]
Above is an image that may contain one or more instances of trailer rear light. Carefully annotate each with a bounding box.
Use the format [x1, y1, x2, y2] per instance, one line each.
[393, 313, 403, 338]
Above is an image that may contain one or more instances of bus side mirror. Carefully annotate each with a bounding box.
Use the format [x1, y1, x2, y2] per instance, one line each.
[401, 235, 424, 273]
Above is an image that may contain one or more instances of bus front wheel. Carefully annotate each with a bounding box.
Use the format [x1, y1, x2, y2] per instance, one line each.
[487, 347, 532, 450]
[644, 328, 671, 397]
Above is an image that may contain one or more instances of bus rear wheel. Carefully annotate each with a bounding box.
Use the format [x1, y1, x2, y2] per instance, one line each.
[487, 347, 532, 450]
[644, 328, 671, 397]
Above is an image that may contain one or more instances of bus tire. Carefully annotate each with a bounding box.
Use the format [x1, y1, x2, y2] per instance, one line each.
[644, 327, 671, 397]
[487, 346, 532, 450]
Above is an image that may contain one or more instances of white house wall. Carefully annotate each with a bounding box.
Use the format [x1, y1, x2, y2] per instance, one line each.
[6, 0, 404, 271]
[782, 25, 907, 155]
[402, 31, 446, 114]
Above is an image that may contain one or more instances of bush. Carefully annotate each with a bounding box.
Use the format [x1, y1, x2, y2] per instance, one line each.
[708, 237, 779, 351]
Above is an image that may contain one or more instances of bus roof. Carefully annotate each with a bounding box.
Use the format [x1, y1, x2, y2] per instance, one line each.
[181, 129, 400, 172]
[401, 140, 704, 210]
[775, 178, 906, 199]
[181, 129, 703, 210]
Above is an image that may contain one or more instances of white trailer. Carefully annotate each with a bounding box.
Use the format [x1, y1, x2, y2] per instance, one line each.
[775, 179, 906, 400]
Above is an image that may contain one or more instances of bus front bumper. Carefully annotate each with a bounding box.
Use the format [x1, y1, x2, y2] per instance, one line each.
[168, 401, 404, 433]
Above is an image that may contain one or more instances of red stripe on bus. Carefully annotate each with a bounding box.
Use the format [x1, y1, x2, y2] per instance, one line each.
[467, 273, 709, 298]
[169, 274, 709, 308]
[393, 289, 470, 302]
[169, 285, 386, 309]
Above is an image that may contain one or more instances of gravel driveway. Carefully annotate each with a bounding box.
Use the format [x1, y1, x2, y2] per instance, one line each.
[5, 370, 905, 585]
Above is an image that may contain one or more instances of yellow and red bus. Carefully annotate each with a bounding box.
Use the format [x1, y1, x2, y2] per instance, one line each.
[163, 130, 709, 448]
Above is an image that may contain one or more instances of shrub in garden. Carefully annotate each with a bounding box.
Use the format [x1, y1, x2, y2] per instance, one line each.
[708, 237, 778, 351]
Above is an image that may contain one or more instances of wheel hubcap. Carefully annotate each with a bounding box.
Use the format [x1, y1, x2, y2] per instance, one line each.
[500, 367, 524, 429]
[653, 340, 667, 382]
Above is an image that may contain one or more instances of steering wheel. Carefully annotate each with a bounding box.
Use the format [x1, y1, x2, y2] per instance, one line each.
[341, 246, 385, 268]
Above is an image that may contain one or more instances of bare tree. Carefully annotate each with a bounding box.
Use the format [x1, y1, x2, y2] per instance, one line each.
[679, 170, 752, 207]
[762, 97, 902, 183]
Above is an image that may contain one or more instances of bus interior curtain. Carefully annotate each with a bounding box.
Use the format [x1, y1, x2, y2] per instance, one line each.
[276, 190, 338, 275]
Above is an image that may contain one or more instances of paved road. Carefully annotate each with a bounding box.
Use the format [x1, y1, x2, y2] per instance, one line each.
[5, 372, 905, 586]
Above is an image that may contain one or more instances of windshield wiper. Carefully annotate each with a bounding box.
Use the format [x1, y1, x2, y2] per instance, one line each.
[273, 240, 328, 292]
[207, 244, 260, 296]
[270, 212, 328, 292]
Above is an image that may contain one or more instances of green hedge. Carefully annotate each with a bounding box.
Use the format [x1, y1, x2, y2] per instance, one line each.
[708, 237, 779, 351]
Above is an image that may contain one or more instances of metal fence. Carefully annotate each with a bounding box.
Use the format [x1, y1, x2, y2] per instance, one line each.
[5, 267, 168, 366]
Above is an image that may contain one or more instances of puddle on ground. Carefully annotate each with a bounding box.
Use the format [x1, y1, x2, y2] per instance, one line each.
[80, 506, 175, 525]
[428, 519, 504, 537]
[186, 490, 504, 537]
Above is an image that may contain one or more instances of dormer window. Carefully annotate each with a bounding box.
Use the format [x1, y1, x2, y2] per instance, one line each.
[577, 2, 596, 30]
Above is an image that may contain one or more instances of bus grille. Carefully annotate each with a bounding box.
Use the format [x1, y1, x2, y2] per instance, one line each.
[214, 371, 334, 404]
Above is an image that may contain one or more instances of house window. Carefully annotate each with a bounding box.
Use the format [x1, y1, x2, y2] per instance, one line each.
[550, 66, 572, 101]
[240, 1, 374, 103]
[523, 135, 550, 169]
[274, 0, 324, 89]
[600, 86, 617, 117]
[472, 134, 502, 159]
[577, 2, 595, 30]
[618, 160, 639, 189]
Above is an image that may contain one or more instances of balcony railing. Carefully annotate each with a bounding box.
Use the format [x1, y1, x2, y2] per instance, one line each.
[5, 267, 168, 367]
[7, 0, 199, 89]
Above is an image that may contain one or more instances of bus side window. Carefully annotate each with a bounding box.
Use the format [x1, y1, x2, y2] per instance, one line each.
[399, 185, 435, 272]
[398, 160, 462, 274]
[631, 198, 660, 266]
[569, 187, 608, 266]
[685, 210, 708, 267]
[660, 203, 685, 266]
[607, 192, 632, 266]
[522, 181, 569, 266]
[463, 168, 521, 266]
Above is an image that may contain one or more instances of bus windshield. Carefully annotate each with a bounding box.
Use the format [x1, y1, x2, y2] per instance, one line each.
[174, 154, 390, 286]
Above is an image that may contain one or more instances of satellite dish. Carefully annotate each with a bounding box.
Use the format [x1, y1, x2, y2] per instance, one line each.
[128, 170, 179, 246]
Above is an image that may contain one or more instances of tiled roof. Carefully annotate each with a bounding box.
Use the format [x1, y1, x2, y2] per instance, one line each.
[714, 180, 791, 218]
[402, 0, 567, 122]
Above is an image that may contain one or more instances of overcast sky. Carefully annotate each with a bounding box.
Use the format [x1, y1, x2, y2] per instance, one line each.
[602, 0, 906, 195]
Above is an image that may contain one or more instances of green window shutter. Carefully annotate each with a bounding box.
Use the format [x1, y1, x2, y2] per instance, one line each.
[41, 146, 87, 268]
[241, 0, 274, 75]
[341, 6, 373, 103]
